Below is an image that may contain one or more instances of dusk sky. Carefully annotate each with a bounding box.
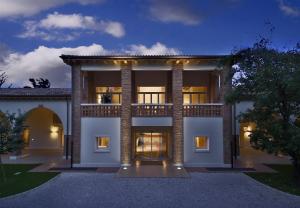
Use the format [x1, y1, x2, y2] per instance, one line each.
[0, 0, 299, 87]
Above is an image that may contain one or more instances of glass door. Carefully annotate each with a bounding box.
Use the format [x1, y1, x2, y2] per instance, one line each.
[135, 132, 167, 160]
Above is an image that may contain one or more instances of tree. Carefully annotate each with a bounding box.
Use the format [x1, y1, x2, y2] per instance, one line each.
[0, 72, 8, 88]
[225, 39, 300, 180]
[0, 112, 26, 182]
[0, 111, 11, 182]
[7, 113, 26, 156]
[24, 78, 51, 88]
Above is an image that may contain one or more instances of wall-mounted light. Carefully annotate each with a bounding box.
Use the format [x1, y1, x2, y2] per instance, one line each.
[176, 60, 181, 64]
[243, 126, 252, 139]
[123, 60, 128, 64]
[50, 125, 59, 139]
[50, 125, 59, 133]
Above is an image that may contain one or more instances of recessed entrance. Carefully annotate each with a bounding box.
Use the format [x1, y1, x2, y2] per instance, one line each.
[133, 128, 171, 161]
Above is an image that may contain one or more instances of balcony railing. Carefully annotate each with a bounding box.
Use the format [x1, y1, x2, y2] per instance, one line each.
[183, 104, 223, 117]
[132, 104, 173, 117]
[81, 104, 121, 117]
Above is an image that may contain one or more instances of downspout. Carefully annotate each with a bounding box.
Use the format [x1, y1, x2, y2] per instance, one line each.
[66, 96, 70, 160]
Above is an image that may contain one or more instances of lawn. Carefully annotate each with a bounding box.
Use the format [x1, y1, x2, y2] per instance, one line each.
[0, 164, 59, 198]
[246, 164, 300, 196]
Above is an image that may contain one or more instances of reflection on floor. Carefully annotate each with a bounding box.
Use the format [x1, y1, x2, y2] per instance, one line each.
[235, 146, 291, 172]
[117, 160, 189, 178]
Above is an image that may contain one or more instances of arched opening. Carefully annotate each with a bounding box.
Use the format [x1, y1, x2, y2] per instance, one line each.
[21, 107, 64, 161]
[238, 121, 289, 168]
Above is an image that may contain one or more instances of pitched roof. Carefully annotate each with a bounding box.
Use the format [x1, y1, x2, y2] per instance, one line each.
[60, 54, 229, 60]
[0, 88, 71, 99]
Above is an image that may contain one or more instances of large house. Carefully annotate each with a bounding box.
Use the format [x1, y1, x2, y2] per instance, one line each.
[59, 55, 232, 168]
[0, 55, 268, 169]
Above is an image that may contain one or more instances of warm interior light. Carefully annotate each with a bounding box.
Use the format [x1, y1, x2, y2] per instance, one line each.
[123, 60, 128, 64]
[176, 60, 180, 64]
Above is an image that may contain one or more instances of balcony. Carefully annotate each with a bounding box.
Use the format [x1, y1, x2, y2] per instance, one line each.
[81, 104, 121, 117]
[132, 104, 173, 117]
[183, 104, 223, 117]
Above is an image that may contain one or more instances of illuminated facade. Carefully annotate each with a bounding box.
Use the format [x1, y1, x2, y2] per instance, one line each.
[61, 55, 233, 168]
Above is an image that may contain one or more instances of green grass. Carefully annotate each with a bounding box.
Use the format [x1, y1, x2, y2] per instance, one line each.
[246, 164, 300, 196]
[0, 164, 59, 198]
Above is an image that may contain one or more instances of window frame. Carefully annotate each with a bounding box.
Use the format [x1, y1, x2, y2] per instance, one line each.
[95, 135, 111, 152]
[136, 86, 166, 104]
[194, 136, 210, 152]
[95, 87, 122, 104]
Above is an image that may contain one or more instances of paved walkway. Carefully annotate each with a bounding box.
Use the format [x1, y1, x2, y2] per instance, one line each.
[1, 173, 300, 208]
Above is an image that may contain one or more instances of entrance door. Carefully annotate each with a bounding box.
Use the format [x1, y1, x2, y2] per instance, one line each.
[135, 132, 167, 160]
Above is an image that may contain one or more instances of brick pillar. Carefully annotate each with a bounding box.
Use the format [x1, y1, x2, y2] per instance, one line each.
[172, 63, 184, 166]
[121, 62, 132, 166]
[71, 65, 81, 164]
[220, 67, 232, 165]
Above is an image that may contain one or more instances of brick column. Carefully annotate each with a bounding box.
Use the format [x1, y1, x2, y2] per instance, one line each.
[71, 65, 81, 164]
[220, 66, 232, 165]
[172, 62, 184, 166]
[121, 62, 132, 166]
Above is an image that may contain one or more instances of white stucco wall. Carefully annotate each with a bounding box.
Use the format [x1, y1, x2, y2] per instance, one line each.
[80, 118, 120, 167]
[132, 117, 172, 126]
[0, 100, 71, 135]
[184, 117, 224, 167]
[234, 101, 254, 135]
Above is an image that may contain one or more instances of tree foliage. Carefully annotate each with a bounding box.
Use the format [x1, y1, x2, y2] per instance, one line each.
[0, 72, 8, 88]
[0, 112, 26, 155]
[226, 39, 300, 177]
[24, 78, 51, 88]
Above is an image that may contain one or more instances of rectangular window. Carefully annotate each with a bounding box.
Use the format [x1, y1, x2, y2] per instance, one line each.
[137, 86, 166, 104]
[182, 86, 208, 104]
[96, 136, 110, 152]
[194, 136, 209, 151]
[96, 87, 122, 104]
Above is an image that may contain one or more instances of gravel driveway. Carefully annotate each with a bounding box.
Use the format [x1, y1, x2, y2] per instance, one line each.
[1, 172, 300, 208]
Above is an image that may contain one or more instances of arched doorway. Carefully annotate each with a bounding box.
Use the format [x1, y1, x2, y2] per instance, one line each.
[20, 107, 65, 162]
[24, 107, 64, 150]
[238, 121, 289, 168]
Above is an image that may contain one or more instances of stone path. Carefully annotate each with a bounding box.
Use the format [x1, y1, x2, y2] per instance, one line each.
[1, 172, 300, 208]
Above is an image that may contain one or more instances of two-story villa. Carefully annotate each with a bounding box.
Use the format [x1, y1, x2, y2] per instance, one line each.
[60, 55, 232, 168]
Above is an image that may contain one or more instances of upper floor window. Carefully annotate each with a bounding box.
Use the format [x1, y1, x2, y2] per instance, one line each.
[96, 87, 122, 104]
[183, 86, 207, 104]
[137, 86, 166, 104]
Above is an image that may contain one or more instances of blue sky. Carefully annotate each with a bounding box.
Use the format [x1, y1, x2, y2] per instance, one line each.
[0, 0, 299, 87]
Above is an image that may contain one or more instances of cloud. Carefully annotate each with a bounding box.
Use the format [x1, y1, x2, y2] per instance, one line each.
[148, 0, 202, 25]
[18, 12, 125, 41]
[0, 42, 180, 87]
[0, 0, 104, 18]
[0, 44, 107, 88]
[125, 42, 180, 55]
[278, 0, 300, 17]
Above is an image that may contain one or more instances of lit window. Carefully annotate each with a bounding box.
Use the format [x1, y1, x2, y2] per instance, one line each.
[183, 87, 207, 104]
[96, 87, 122, 104]
[137, 86, 166, 104]
[194, 136, 209, 151]
[96, 136, 110, 152]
